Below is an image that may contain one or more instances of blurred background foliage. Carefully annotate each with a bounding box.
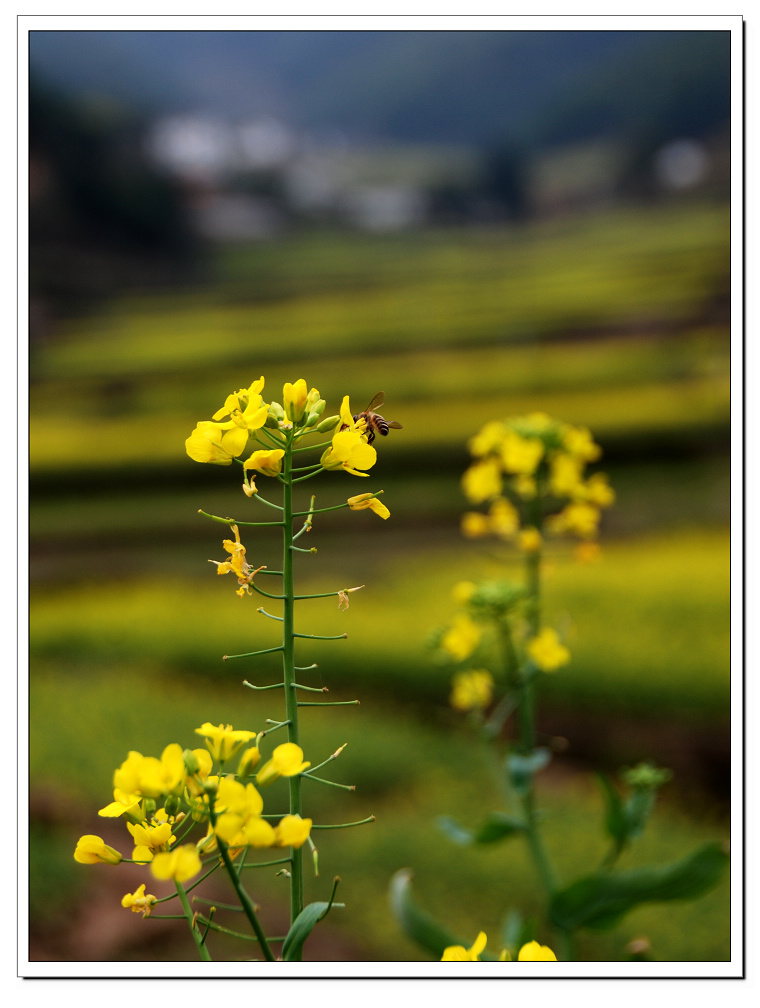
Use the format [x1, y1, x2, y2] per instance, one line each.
[28, 27, 731, 962]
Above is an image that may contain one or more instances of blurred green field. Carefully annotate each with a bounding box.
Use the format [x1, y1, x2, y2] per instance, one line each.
[28, 197, 732, 962]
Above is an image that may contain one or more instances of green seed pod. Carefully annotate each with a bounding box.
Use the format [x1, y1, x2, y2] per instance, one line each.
[315, 414, 340, 433]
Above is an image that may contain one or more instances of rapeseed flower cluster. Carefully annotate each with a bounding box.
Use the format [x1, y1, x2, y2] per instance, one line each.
[439, 415, 612, 713]
[74, 724, 314, 919]
[461, 412, 614, 546]
[185, 376, 390, 517]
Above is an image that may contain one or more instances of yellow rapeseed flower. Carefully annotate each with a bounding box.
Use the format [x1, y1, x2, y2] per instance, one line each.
[256, 742, 311, 787]
[468, 420, 506, 457]
[518, 527, 543, 553]
[74, 835, 123, 865]
[273, 814, 313, 849]
[501, 430, 544, 475]
[562, 423, 601, 462]
[488, 497, 520, 539]
[195, 722, 258, 763]
[461, 511, 490, 538]
[150, 844, 202, 883]
[526, 627, 570, 672]
[185, 420, 250, 465]
[461, 458, 502, 504]
[283, 379, 309, 422]
[517, 940, 558, 961]
[127, 817, 176, 863]
[121, 883, 157, 918]
[347, 492, 390, 519]
[441, 931, 488, 961]
[441, 613, 481, 662]
[549, 452, 584, 497]
[243, 448, 285, 477]
[548, 500, 601, 539]
[450, 670, 494, 712]
[321, 429, 377, 476]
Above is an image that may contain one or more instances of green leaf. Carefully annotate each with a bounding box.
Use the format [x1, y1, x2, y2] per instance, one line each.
[550, 841, 729, 932]
[281, 900, 336, 961]
[597, 772, 627, 843]
[506, 748, 551, 796]
[437, 815, 476, 845]
[389, 869, 500, 960]
[437, 812, 525, 846]
[474, 812, 526, 843]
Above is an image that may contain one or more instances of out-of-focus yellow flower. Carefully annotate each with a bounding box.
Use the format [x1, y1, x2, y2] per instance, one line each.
[256, 743, 311, 787]
[583, 472, 616, 508]
[237, 746, 261, 777]
[489, 497, 520, 539]
[468, 421, 505, 457]
[347, 492, 390, 519]
[98, 788, 143, 819]
[549, 452, 584, 497]
[526, 627, 570, 672]
[562, 424, 601, 463]
[213, 778, 270, 845]
[441, 931, 488, 961]
[461, 511, 490, 538]
[150, 844, 202, 883]
[513, 473, 537, 499]
[110, 745, 185, 802]
[74, 835, 123, 865]
[441, 613, 481, 662]
[517, 940, 558, 961]
[273, 814, 313, 848]
[243, 448, 284, 477]
[121, 883, 157, 918]
[501, 430, 544, 475]
[461, 458, 502, 504]
[450, 670, 494, 712]
[195, 723, 257, 763]
[548, 501, 601, 539]
[518, 527, 543, 553]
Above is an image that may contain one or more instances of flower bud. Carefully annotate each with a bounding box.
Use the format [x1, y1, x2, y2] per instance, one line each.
[283, 379, 308, 422]
[314, 414, 340, 433]
[238, 745, 261, 777]
[305, 399, 327, 426]
[74, 835, 124, 865]
[164, 794, 181, 817]
[182, 748, 200, 775]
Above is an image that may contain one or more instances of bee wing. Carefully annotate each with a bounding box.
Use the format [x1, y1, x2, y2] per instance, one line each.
[387, 420, 403, 429]
[366, 391, 386, 411]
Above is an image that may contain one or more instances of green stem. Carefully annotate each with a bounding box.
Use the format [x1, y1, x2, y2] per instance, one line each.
[175, 880, 212, 961]
[214, 832, 276, 961]
[281, 435, 305, 933]
[519, 538, 568, 952]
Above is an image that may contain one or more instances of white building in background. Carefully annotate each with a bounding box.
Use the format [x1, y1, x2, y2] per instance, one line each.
[653, 139, 710, 191]
[145, 113, 440, 237]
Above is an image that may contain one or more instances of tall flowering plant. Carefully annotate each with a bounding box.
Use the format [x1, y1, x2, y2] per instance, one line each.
[392, 413, 728, 964]
[74, 378, 393, 962]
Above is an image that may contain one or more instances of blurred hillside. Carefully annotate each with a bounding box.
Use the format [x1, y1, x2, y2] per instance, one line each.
[29, 29, 730, 146]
